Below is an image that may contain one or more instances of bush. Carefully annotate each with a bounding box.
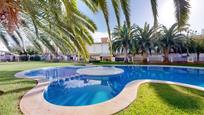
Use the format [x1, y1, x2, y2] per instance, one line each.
[115, 57, 124, 62]
[19, 55, 29, 61]
[89, 60, 100, 63]
[30, 55, 41, 61]
[52, 58, 60, 62]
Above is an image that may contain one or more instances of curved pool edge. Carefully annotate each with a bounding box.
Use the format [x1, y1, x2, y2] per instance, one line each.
[15, 65, 204, 115]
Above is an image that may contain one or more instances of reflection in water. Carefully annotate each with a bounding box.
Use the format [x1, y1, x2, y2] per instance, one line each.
[26, 66, 204, 106]
[44, 75, 122, 106]
[25, 67, 80, 80]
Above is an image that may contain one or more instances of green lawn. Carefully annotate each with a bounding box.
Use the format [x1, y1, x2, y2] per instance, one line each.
[0, 62, 75, 115]
[117, 83, 204, 115]
[1, 62, 204, 115]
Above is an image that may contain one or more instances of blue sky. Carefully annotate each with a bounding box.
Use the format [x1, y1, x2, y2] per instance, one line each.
[78, 0, 204, 42]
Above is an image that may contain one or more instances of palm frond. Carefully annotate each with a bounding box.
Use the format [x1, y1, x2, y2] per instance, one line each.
[111, 0, 121, 27]
[151, 0, 158, 27]
[0, 32, 11, 51]
[120, 0, 131, 27]
[173, 0, 190, 28]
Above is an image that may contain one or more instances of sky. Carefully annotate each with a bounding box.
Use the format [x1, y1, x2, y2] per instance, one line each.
[78, 0, 204, 42]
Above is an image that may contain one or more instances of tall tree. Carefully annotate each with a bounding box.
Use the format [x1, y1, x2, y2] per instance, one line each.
[0, 0, 97, 60]
[0, 0, 191, 59]
[158, 23, 186, 63]
[187, 37, 204, 63]
[112, 23, 136, 63]
[135, 23, 158, 63]
[82, 0, 131, 55]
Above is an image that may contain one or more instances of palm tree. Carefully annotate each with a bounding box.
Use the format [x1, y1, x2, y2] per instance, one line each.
[0, 0, 19, 32]
[0, 24, 44, 54]
[0, 25, 23, 52]
[184, 29, 199, 56]
[112, 23, 136, 63]
[1, 0, 191, 29]
[0, 15, 71, 56]
[158, 23, 186, 63]
[150, 0, 190, 28]
[83, 0, 190, 57]
[187, 37, 204, 63]
[0, 0, 97, 61]
[82, 0, 131, 55]
[25, 0, 98, 60]
[135, 23, 158, 63]
[0, 0, 191, 59]
[195, 40, 204, 63]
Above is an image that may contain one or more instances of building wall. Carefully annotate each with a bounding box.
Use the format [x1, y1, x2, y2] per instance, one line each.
[87, 43, 110, 56]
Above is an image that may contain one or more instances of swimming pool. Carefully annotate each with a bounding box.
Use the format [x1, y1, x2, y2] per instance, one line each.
[24, 66, 204, 106]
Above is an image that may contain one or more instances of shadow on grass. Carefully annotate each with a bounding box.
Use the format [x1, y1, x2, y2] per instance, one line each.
[0, 70, 37, 96]
[178, 86, 204, 99]
[150, 83, 201, 111]
[0, 70, 36, 88]
[2, 86, 34, 95]
[0, 80, 35, 86]
[2, 83, 47, 97]
[0, 71, 21, 82]
[0, 78, 17, 82]
[0, 90, 4, 95]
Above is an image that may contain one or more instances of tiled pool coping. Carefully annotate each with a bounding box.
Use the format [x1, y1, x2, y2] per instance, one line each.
[15, 65, 204, 115]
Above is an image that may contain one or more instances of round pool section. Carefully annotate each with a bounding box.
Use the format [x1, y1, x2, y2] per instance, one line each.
[24, 67, 80, 80]
[76, 67, 124, 76]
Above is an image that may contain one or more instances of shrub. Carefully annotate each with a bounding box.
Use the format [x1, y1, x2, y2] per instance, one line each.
[30, 55, 41, 61]
[19, 55, 29, 61]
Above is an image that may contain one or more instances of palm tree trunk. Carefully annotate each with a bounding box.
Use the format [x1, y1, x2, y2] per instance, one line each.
[142, 52, 148, 63]
[105, 18, 112, 57]
[124, 47, 128, 63]
[197, 52, 200, 63]
[164, 48, 169, 63]
[131, 55, 134, 63]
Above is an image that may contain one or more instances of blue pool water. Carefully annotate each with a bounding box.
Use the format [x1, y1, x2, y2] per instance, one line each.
[25, 66, 204, 106]
[25, 67, 80, 80]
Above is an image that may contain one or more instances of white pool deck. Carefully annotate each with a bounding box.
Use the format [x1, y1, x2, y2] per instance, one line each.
[15, 65, 204, 115]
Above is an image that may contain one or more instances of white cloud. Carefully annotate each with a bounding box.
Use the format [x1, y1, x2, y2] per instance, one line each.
[91, 32, 108, 43]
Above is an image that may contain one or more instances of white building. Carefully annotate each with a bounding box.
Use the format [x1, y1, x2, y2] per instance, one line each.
[87, 37, 111, 61]
[87, 43, 110, 56]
